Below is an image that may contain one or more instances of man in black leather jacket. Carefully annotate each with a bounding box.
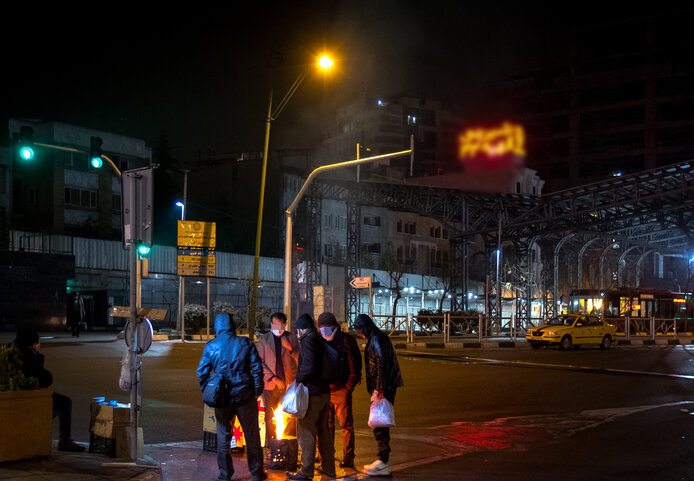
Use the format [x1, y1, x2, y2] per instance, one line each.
[354, 313, 404, 477]
[197, 313, 266, 481]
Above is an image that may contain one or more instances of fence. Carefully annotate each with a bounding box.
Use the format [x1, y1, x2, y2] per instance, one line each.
[370, 313, 536, 343]
[369, 313, 694, 344]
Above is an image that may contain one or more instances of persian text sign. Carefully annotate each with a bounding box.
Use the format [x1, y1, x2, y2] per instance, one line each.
[459, 122, 526, 159]
[177, 221, 216, 248]
[177, 247, 216, 276]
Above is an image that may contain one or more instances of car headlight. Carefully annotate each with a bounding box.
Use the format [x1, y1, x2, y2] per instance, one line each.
[546, 331, 557, 336]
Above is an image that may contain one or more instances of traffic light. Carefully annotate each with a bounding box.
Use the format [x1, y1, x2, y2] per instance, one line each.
[18, 126, 35, 161]
[136, 242, 151, 258]
[89, 136, 104, 169]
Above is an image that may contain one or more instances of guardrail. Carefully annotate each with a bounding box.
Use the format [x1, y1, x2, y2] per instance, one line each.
[610, 316, 693, 341]
[369, 313, 694, 344]
[371, 313, 539, 343]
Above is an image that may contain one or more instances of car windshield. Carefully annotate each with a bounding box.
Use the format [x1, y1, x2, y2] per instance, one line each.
[546, 316, 575, 326]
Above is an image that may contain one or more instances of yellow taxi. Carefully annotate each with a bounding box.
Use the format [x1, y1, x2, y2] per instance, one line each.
[526, 314, 617, 350]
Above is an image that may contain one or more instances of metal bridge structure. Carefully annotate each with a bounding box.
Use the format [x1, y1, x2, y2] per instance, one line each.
[300, 160, 694, 327]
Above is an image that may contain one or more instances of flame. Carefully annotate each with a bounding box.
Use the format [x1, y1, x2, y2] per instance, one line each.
[274, 407, 288, 439]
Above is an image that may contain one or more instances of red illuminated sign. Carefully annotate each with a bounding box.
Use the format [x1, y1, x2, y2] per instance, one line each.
[459, 122, 526, 159]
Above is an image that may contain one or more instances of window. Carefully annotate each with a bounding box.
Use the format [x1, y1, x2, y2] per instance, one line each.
[112, 193, 121, 212]
[361, 243, 381, 254]
[363, 216, 381, 227]
[397, 220, 402, 233]
[65, 187, 98, 208]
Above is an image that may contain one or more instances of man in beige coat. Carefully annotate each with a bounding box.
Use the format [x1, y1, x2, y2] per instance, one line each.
[257, 312, 300, 444]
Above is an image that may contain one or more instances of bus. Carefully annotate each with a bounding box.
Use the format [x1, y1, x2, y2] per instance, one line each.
[568, 288, 688, 319]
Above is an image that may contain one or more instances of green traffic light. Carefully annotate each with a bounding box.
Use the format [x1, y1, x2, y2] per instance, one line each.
[20, 146, 35, 160]
[137, 244, 151, 257]
[91, 156, 103, 169]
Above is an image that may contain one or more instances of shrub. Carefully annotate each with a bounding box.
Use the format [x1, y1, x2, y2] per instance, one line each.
[0, 345, 39, 392]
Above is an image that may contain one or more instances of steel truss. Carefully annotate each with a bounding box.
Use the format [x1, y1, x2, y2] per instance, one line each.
[306, 160, 694, 325]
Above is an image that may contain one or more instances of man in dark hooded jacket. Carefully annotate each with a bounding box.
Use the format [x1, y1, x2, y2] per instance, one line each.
[197, 313, 267, 481]
[286, 313, 336, 480]
[354, 313, 404, 477]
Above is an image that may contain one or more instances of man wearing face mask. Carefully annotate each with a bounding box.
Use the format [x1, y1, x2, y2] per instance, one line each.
[353, 313, 403, 477]
[286, 313, 336, 480]
[257, 312, 299, 446]
[317, 312, 361, 469]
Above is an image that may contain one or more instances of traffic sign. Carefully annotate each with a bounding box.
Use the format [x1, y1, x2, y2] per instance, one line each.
[109, 306, 167, 320]
[349, 276, 372, 289]
[178, 221, 216, 248]
[177, 247, 216, 276]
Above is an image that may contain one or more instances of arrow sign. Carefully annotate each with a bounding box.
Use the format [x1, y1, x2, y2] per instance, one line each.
[349, 276, 372, 289]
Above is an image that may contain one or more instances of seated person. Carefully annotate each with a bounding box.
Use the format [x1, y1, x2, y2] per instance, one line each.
[9, 328, 85, 452]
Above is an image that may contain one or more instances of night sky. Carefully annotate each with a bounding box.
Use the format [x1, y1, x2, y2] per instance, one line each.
[2, 3, 684, 160]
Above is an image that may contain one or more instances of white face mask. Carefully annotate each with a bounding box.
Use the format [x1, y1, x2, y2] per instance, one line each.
[320, 326, 337, 341]
[272, 329, 283, 337]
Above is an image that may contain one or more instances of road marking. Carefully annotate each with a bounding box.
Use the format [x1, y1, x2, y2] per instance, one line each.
[402, 350, 694, 380]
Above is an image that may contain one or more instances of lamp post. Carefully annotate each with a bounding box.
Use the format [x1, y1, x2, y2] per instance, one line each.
[283, 142, 414, 328]
[176, 201, 185, 220]
[249, 55, 334, 337]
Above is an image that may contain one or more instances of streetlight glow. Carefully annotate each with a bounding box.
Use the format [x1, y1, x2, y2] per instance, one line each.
[318, 55, 334, 70]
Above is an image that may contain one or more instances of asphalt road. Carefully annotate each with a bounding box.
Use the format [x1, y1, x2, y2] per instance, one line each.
[27, 335, 694, 480]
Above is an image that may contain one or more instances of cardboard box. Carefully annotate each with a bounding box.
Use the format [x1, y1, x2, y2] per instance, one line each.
[90, 403, 130, 438]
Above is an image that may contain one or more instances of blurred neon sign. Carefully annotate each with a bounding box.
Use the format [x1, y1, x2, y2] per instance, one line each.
[459, 122, 526, 159]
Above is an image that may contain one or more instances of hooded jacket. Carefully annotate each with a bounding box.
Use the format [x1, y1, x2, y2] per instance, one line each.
[197, 313, 264, 405]
[354, 314, 403, 394]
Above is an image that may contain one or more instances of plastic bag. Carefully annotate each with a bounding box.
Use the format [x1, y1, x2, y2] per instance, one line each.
[118, 350, 131, 391]
[368, 398, 396, 428]
[281, 381, 309, 419]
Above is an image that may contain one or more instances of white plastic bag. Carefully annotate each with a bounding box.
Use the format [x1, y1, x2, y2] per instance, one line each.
[281, 381, 309, 419]
[118, 350, 131, 391]
[368, 398, 396, 428]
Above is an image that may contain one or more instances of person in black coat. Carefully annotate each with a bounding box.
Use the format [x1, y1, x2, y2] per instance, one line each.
[318, 311, 362, 469]
[286, 314, 336, 480]
[354, 313, 404, 477]
[9, 328, 85, 452]
[197, 313, 267, 481]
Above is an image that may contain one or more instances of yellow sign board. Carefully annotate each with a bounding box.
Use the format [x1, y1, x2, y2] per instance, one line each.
[177, 247, 216, 277]
[177, 221, 216, 248]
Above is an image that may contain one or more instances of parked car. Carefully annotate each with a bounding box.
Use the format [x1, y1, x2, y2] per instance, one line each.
[526, 314, 617, 350]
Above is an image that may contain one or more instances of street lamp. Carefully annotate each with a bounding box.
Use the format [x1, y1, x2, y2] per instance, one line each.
[250, 54, 334, 337]
[283, 143, 414, 327]
[176, 201, 185, 220]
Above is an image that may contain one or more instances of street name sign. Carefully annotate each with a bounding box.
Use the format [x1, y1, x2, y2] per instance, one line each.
[349, 276, 372, 289]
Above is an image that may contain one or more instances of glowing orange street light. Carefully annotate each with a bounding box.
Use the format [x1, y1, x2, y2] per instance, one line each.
[251, 54, 335, 336]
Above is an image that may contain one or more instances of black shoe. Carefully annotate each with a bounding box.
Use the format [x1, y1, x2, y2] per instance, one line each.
[253, 471, 268, 481]
[286, 472, 311, 480]
[58, 439, 86, 452]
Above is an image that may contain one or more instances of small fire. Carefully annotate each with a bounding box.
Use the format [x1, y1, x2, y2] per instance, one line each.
[273, 407, 288, 439]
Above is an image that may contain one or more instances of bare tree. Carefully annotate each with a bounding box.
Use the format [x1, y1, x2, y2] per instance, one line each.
[379, 242, 405, 318]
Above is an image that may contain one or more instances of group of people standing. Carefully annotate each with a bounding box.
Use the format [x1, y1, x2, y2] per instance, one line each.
[196, 311, 403, 481]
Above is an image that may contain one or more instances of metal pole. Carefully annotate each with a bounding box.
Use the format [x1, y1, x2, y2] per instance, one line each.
[178, 170, 188, 341]
[206, 277, 210, 339]
[282, 148, 413, 324]
[284, 212, 293, 328]
[251, 90, 274, 340]
[128, 246, 138, 460]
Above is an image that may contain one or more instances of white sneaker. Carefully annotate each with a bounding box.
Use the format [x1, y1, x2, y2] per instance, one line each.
[364, 459, 391, 476]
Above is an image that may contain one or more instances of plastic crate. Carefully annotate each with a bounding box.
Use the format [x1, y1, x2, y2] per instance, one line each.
[89, 433, 116, 457]
[203, 431, 217, 453]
